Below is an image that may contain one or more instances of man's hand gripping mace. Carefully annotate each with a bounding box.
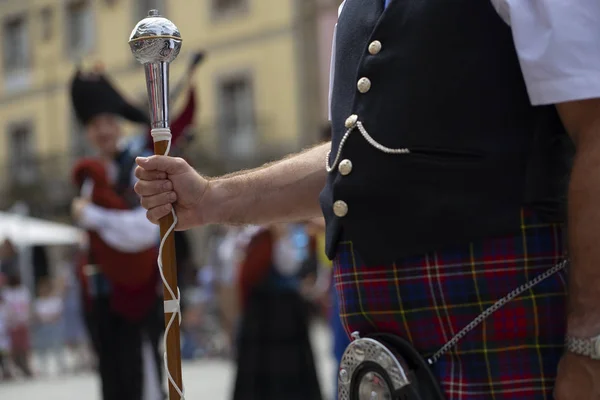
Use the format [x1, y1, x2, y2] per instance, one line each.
[129, 10, 184, 400]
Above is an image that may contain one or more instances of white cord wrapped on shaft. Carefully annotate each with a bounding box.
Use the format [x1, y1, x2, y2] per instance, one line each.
[152, 128, 173, 143]
[153, 127, 184, 399]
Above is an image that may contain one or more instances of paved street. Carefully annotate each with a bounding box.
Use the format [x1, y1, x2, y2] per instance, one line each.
[0, 323, 337, 400]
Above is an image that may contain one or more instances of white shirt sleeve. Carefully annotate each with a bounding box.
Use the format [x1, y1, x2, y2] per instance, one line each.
[79, 205, 159, 253]
[492, 0, 600, 106]
[327, 1, 347, 121]
[328, 25, 337, 122]
[78, 164, 159, 253]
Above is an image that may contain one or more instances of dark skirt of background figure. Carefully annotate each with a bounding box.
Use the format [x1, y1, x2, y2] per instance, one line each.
[232, 282, 323, 400]
[232, 228, 323, 400]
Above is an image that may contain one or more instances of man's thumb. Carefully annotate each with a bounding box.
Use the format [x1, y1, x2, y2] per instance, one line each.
[136, 155, 186, 174]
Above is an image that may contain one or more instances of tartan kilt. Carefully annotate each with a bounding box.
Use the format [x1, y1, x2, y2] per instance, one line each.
[334, 209, 567, 399]
[232, 286, 323, 400]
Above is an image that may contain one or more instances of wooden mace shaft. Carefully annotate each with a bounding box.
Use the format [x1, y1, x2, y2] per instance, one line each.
[154, 139, 183, 400]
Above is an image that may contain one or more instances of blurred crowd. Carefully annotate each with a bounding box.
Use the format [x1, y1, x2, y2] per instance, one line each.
[0, 239, 92, 381]
[174, 219, 342, 399]
[0, 218, 343, 398]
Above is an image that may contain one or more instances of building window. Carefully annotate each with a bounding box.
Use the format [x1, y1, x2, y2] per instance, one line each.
[41, 7, 53, 41]
[135, 0, 166, 19]
[217, 73, 256, 159]
[66, 0, 94, 58]
[8, 122, 37, 186]
[2, 15, 30, 73]
[212, 0, 248, 18]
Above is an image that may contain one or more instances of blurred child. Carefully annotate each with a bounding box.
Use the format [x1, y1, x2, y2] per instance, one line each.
[4, 274, 33, 378]
[34, 278, 66, 376]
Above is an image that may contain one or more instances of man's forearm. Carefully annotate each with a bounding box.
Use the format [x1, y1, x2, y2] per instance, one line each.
[560, 100, 600, 338]
[205, 142, 330, 226]
[567, 138, 600, 337]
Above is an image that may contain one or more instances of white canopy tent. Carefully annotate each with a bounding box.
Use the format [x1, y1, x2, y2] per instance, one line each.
[0, 211, 84, 247]
[0, 208, 84, 292]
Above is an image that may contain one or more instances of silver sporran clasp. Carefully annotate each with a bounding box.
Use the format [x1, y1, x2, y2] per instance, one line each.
[338, 336, 411, 400]
[338, 333, 446, 400]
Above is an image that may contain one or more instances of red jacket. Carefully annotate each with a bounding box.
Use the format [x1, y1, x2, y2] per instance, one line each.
[73, 158, 159, 321]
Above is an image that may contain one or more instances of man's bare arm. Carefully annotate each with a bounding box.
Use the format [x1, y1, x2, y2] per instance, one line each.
[203, 142, 330, 226]
[553, 98, 600, 400]
[556, 98, 600, 338]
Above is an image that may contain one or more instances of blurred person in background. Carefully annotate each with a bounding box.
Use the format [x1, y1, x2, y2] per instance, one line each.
[232, 223, 322, 400]
[215, 226, 245, 356]
[60, 253, 93, 373]
[69, 67, 165, 400]
[309, 216, 349, 400]
[190, 226, 235, 359]
[0, 274, 12, 381]
[33, 277, 67, 377]
[0, 240, 19, 279]
[301, 219, 332, 315]
[72, 238, 101, 368]
[180, 261, 228, 360]
[4, 274, 33, 379]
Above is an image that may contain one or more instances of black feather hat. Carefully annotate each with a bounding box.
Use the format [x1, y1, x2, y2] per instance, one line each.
[70, 68, 150, 126]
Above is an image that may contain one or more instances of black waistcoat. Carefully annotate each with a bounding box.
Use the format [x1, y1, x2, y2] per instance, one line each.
[319, 0, 573, 264]
[114, 149, 140, 209]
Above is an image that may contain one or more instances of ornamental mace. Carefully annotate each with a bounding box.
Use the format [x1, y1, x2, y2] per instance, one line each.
[129, 9, 184, 400]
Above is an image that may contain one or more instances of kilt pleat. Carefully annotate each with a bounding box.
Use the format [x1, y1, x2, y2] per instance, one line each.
[334, 209, 567, 399]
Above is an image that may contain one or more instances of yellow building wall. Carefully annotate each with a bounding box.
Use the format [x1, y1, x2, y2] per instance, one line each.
[0, 0, 303, 178]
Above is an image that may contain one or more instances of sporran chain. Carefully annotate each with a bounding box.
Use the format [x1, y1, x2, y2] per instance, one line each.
[428, 259, 569, 364]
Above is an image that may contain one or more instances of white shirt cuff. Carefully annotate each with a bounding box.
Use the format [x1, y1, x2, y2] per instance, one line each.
[527, 74, 600, 106]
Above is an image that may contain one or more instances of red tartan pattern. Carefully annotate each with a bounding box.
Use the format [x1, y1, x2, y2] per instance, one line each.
[333, 209, 567, 399]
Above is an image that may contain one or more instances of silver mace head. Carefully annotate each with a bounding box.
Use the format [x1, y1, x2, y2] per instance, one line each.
[129, 9, 182, 129]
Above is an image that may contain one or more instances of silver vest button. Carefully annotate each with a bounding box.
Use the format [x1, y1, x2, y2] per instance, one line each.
[357, 77, 371, 93]
[345, 114, 358, 128]
[333, 200, 349, 217]
[368, 40, 382, 55]
[338, 159, 353, 176]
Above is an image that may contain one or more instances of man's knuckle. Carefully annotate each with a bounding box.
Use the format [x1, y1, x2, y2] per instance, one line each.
[134, 182, 145, 194]
[173, 157, 186, 169]
[147, 210, 159, 223]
